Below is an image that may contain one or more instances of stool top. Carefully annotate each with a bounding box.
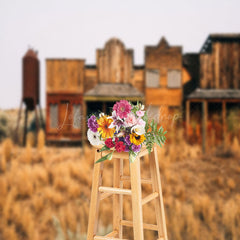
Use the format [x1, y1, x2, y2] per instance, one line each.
[94, 145, 153, 160]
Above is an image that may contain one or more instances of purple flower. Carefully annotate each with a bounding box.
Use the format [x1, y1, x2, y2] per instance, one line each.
[125, 135, 131, 146]
[124, 145, 130, 152]
[88, 115, 99, 132]
[131, 144, 141, 153]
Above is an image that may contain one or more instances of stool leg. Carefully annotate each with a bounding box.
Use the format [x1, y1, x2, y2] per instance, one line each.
[149, 147, 168, 240]
[130, 157, 144, 240]
[113, 158, 123, 238]
[87, 150, 104, 240]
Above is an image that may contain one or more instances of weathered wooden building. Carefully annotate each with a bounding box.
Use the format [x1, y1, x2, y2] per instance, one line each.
[185, 34, 240, 151]
[46, 59, 84, 142]
[45, 34, 240, 144]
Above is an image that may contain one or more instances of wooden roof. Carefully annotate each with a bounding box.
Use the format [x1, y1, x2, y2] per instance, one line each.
[187, 88, 240, 100]
[200, 33, 240, 53]
[84, 83, 144, 101]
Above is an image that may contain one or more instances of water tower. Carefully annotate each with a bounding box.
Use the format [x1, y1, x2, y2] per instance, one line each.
[16, 48, 44, 145]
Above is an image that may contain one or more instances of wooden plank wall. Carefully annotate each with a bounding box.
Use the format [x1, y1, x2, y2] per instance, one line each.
[132, 69, 144, 93]
[145, 88, 182, 106]
[46, 59, 85, 93]
[84, 68, 98, 92]
[145, 38, 183, 107]
[200, 42, 240, 89]
[97, 39, 133, 84]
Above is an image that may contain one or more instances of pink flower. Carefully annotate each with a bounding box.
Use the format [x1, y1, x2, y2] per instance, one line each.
[113, 100, 132, 119]
[137, 118, 146, 127]
[125, 113, 137, 127]
[136, 110, 145, 117]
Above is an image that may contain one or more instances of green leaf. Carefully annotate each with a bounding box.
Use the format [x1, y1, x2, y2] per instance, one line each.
[95, 152, 113, 164]
[150, 119, 154, 129]
[98, 145, 110, 152]
[155, 135, 161, 147]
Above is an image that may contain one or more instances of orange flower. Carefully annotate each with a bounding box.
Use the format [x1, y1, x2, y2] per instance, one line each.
[97, 116, 115, 139]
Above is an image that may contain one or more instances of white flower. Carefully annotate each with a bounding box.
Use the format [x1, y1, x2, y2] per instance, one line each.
[131, 125, 145, 135]
[87, 129, 103, 146]
[99, 112, 105, 118]
[108, 110, 124, 132]
[141, 105, 145, 110]
[137, 118, 146, 127]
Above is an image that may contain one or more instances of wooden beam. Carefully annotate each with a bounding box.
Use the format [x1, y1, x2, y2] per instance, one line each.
[142, 192, 159, 205]
[202, 101, 208, 154]
[120, 176, 152, 184]
[104, 231, 118, 237]
[94, 236, 128, 240]
[121, 220, 158, 231]
[99, 192, 112, 201]
[99, 187, 132, 196]
[186, 100, 190, 141]
[222, 100, 227, 149]
[215, 42, 220, 88]
[84, 96, 144, 102]
[23, 108, 28, 146]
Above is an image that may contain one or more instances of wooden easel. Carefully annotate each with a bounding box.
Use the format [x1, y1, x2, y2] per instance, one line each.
[87, 146, 168, 240]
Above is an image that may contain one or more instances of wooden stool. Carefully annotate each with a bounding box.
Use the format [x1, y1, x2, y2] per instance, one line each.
[87, 146, 168, 240]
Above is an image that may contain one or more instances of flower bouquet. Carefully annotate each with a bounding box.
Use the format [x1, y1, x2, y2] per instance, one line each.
[87, 100, 167, 163]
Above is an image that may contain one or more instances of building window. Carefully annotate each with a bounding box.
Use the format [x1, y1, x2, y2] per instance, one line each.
[167, 70, 181, 88]
[146, 69, 160, 88]
[50, 104, 58, 128]
[73, 104, 81, 129]
[146, 105, 159, 123]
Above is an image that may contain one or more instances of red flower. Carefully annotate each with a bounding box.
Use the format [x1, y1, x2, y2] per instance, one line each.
[115, 141, 125, 152]
[105, 138, 115, 148]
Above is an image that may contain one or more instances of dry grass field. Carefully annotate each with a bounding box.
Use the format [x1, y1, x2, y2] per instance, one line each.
[0, 129, 240, 240]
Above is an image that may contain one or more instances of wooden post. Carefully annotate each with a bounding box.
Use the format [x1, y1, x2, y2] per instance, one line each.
[130, 157, 144, 240]
[38, 104, 45, 128]
[113, 158, 123, 238]
[23, 107, 28, 146]
[35, 105, 39, 133]
[222, 101, 227, 149]
[15, 100, 23, 143]
[87, 151, 103, 240]
[186, 100, 190, 141]
[82, 101, 86, 153]
[202, 101, 208, 154]
[103, 102, 107, 114]
[149, 147, 168, 240]
[215, 42, 220, 89]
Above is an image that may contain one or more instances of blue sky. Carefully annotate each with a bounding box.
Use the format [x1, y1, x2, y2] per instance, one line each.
[0, 0, 239, 109]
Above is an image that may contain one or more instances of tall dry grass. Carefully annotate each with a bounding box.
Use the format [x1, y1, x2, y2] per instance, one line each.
[0, 132, 239, 240]
[37, 129, 45, 150]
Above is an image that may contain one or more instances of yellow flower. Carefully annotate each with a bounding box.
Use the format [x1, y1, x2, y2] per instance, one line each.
[97, 116, 115, 139]
[130, 133, 146, 145]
